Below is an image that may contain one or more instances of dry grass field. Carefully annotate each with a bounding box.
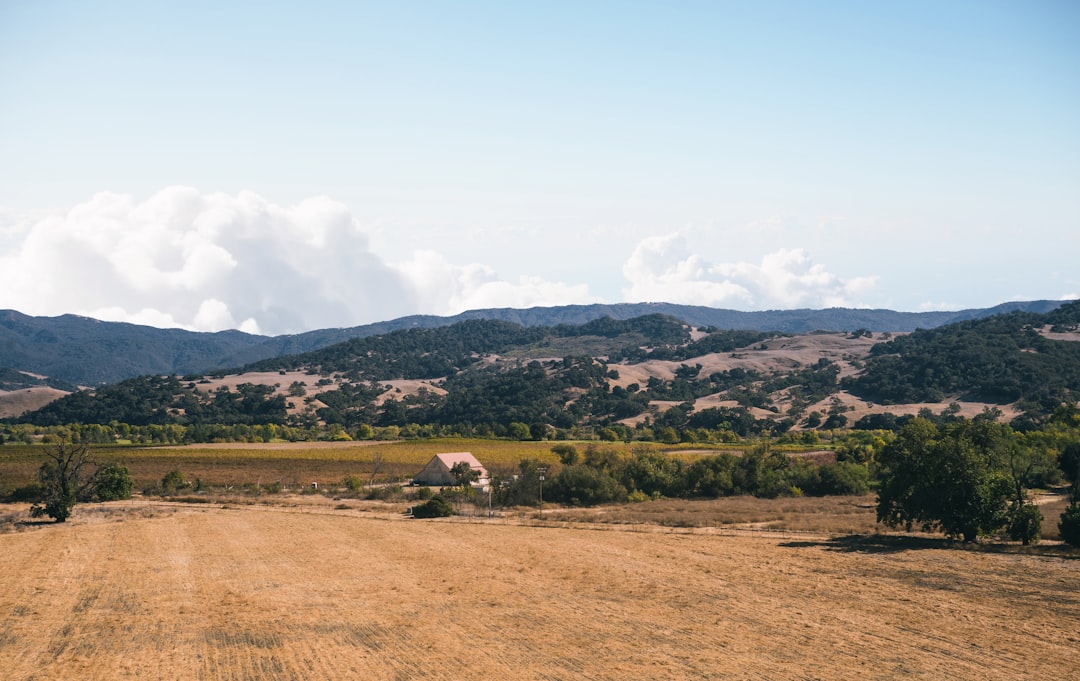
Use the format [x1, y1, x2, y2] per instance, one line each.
[0, 387, 70, 419]
[1, 499, 1077, 680]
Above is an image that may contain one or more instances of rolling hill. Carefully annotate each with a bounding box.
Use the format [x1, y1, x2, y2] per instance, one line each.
[0, 300, 1065, 386]
[9, 301, 1080, 435]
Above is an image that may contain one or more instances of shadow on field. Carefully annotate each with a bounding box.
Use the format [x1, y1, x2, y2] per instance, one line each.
[780, 534, 1080, 558]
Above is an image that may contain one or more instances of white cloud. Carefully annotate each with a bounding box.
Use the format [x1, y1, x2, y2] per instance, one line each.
[1061, 293, 1079, 301]
[192, 298, 238, 333]
[622, 233, 877, 309]
[0, 187, 597, 334]
[83, 306, 186, 329]
[392, 250, 599, 315]
[919, 301, 959, 312]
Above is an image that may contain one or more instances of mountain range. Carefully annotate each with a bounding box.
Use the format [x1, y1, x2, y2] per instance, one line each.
[5, 300, 1079, 437]
[0, 300, 1064, 387]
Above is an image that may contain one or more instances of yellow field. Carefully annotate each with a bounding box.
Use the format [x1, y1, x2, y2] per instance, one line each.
[0, 501, 1077, 680]
[0, 439, 572, 491]
[2, 439, 754, 492]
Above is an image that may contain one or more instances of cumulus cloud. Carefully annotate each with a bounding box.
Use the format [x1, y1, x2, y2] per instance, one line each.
[622, 233, 876, 309]
[0, 187, 596, 334]
[391, 250, 599, 315]
[919, 301, 959, 312]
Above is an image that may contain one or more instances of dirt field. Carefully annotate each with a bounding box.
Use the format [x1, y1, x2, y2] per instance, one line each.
[1, 503, 1077, 680]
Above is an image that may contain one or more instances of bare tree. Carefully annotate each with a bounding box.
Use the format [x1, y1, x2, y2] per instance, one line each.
[31, 442, 98, 523]
[368, 451, 385, 487]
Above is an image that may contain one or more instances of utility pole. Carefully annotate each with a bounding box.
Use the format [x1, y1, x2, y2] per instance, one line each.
[538, 466, 547, 516]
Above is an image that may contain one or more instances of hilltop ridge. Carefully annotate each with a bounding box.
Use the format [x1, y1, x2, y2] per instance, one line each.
[0, 300, 1064, 386]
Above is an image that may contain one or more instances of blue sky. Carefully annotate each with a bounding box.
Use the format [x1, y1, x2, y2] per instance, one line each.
[1, 1, 1077, 334]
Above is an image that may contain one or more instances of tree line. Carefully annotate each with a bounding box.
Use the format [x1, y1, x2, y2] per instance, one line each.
[479, 407, 1080, 545]
[12, 407, 1080, 547]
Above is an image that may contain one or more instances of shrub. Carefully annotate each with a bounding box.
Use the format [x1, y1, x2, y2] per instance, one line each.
[1059, 503, 1080, 547]
[550, 465, 627, 506]
[92, 463, 134, 501]
[409, 486, 434, 501]
[354, 424, 375, 440]
[551, 444, 579, 465]
[365, 484, 403, 501]
[817, 462, 871, 496]
[263, 481, 283, 494]
[620, 450, 685, 498]
[412, 496, 453, 518]
[6, 483, 44, 503]
[160, 470, 188, 496]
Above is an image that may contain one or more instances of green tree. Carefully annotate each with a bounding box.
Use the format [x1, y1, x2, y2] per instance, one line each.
[450, 461, 479, 490]
[686, 453, 738, 497]
[620, 449, 685, 498]
[494, 459, 544, 507]
[1003, 436, 1049, 545]
[876, 419, 1011, 542]
[507, 422, 531, 441]
[91, 463, 134, 502]
[1060, 440, 1080, 497]
[354, 423, 375, 440]
[1058, 503, 1080, 547]
[656, 426, 680, 444]
[30, 442, 98, 522]
[529, 422, 550, 441]
[817, 461, 871, 496]
[550, 465, 627, 506]
[1006, 501, 1042, 545]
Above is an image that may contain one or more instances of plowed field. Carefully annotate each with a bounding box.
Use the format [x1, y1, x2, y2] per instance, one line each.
[1, 504, 1077, 680]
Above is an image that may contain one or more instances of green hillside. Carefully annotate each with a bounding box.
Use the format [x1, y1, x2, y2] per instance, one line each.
[845, 300, 1080, 418]
[9, 303, 1080, 439]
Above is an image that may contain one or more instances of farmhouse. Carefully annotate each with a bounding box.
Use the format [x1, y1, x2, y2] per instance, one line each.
[413, 452, 490, 487]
